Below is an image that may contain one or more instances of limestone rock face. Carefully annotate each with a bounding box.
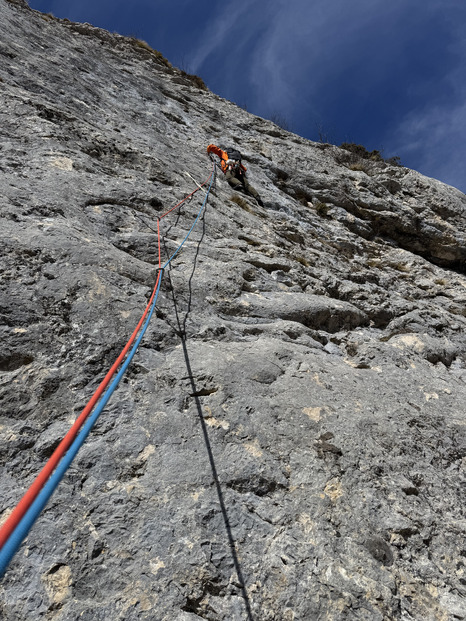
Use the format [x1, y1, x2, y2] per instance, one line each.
[1, 1, 466, 619]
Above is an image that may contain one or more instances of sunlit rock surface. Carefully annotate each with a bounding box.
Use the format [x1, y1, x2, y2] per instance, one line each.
[1, 1, 466, 619]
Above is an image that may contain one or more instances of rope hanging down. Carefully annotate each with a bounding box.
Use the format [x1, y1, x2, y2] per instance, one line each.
[0, 164, 215, 578]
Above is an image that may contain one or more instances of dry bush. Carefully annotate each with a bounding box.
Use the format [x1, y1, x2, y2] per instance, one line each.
[340, 142, 383, 161]
[179, 70, 207, 91]
[349, 162, 370, 174]
[315, 202, 330, 217]
[230, 194, 254, 213]
[127, 37, 172, 69]
[295, 255, 310, 267]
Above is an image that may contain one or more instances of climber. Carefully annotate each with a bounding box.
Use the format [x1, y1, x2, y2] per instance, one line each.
[207, 144, 264, 206]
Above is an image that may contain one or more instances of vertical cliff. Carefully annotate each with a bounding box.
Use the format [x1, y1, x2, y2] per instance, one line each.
[1, 1, 466, 619]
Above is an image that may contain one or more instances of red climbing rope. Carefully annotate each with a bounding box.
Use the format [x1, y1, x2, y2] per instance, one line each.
[0, 171, 213, 552]
[159, 178, 210, 219]
[0, 287, 158, 550]
[157, 218, 161, 270]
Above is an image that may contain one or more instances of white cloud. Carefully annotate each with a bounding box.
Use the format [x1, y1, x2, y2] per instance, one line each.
[387, 99, 466, 193]
[245, 0, 409, 117]
[189, 3, 251, 75]
[382, 3, 466, 192]
[238, 0, 466, 191]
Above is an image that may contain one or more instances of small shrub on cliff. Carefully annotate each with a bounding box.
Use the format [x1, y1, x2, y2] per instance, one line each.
[129, 38, 173, 69]
[40, 12, 56, 22]
[391, 262, 410, 273]
[131, 38, 153, 52]
[340, 143, 383, 162]
[295, 255, 310, 267]
[385, 156, 402, 166]
[180, 70, 208, 91]
[340, 143, 402, 167]
[230, 194, 253, 213]
[269, 112, 292, 132]
[349, 162, 370, 174]
[315, 202, 330, 217]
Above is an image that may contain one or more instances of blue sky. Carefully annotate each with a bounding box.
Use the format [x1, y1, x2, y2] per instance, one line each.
[28, 0, 466, 194]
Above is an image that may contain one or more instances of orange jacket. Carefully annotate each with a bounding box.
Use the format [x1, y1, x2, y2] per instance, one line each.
[207, 144, 247, 174]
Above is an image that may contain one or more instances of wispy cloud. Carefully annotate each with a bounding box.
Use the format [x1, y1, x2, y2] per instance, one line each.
[387, 99, 466, 193]
[247, 0, 406, 109]
[382, 5, 466, 191]
[189, 2, 252, 78]
[29, 0, 466, 191]
[238, 0, 466, 191]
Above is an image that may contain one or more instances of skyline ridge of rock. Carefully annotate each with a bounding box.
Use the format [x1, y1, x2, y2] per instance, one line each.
[1, 1, 466, 619]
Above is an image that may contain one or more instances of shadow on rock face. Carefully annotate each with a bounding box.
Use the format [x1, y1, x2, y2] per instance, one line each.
[365, 536, 394, 566]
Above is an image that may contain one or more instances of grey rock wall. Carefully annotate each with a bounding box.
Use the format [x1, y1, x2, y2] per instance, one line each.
[1, 1, 465, 619]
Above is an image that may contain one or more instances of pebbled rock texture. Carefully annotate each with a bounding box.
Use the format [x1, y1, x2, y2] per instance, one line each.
[1, 1, 466, 619]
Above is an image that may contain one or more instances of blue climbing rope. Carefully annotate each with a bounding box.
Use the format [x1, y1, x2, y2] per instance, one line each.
[0, 165, 215, 578]
[163, 174, 214, 268]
